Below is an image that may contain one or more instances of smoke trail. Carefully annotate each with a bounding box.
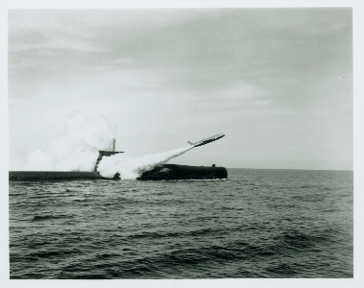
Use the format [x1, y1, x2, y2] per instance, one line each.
[97, 146, 194, 179]
[27, 112, 115, 171]
[26, 111, 194, 176]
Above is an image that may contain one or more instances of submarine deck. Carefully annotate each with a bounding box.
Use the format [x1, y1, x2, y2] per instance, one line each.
[9, 165, 228, 181]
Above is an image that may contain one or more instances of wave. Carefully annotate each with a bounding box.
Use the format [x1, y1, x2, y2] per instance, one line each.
[31, 214, 73, 222]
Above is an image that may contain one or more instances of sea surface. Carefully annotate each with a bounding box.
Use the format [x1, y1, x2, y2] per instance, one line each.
[9, 168, 353, 279]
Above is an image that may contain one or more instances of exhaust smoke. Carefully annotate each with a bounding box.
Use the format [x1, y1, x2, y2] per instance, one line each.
[97, 146, 193, 180]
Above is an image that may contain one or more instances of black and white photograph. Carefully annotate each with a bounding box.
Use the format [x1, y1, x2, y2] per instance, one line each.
[2, 1, 363, 286]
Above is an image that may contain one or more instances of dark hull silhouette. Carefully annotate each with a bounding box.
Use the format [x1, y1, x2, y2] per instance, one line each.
[9, 171, 101, 181]
[9, 148, 227, 181]
[9, 165, 227, 181]
[137, 164, 227, 180]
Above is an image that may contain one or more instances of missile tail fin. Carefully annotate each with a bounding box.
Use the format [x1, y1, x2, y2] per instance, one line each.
[187, 141, 193, 145]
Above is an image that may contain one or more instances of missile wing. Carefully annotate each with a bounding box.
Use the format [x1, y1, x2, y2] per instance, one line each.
[188, 133, 225, 148]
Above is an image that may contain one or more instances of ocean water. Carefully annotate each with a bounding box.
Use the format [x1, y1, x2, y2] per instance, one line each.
[9, 168, 353, 279]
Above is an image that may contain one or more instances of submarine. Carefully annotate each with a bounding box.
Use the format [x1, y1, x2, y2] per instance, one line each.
[9, 138, 228, 181]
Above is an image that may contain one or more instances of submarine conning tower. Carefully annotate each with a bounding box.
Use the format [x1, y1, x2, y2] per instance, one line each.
[93, 138, 124, 172]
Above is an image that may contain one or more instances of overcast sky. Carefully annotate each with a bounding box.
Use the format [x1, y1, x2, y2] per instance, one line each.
[8, 8, 352, 170]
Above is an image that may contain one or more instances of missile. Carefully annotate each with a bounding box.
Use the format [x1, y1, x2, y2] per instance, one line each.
[187, 133, 225, 148]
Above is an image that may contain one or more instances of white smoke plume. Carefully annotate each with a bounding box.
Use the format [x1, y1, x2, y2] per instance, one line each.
[27, 112, 115, 171]
[97, 146, 194, 180]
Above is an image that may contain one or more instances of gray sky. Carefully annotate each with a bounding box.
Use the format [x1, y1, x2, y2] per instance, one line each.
[8, 8, 352, 170]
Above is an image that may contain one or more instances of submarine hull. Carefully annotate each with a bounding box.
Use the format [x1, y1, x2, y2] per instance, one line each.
[9, 164, 227, 181]
[9, 171, 102, 181]
[137, 164, 227, 180]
